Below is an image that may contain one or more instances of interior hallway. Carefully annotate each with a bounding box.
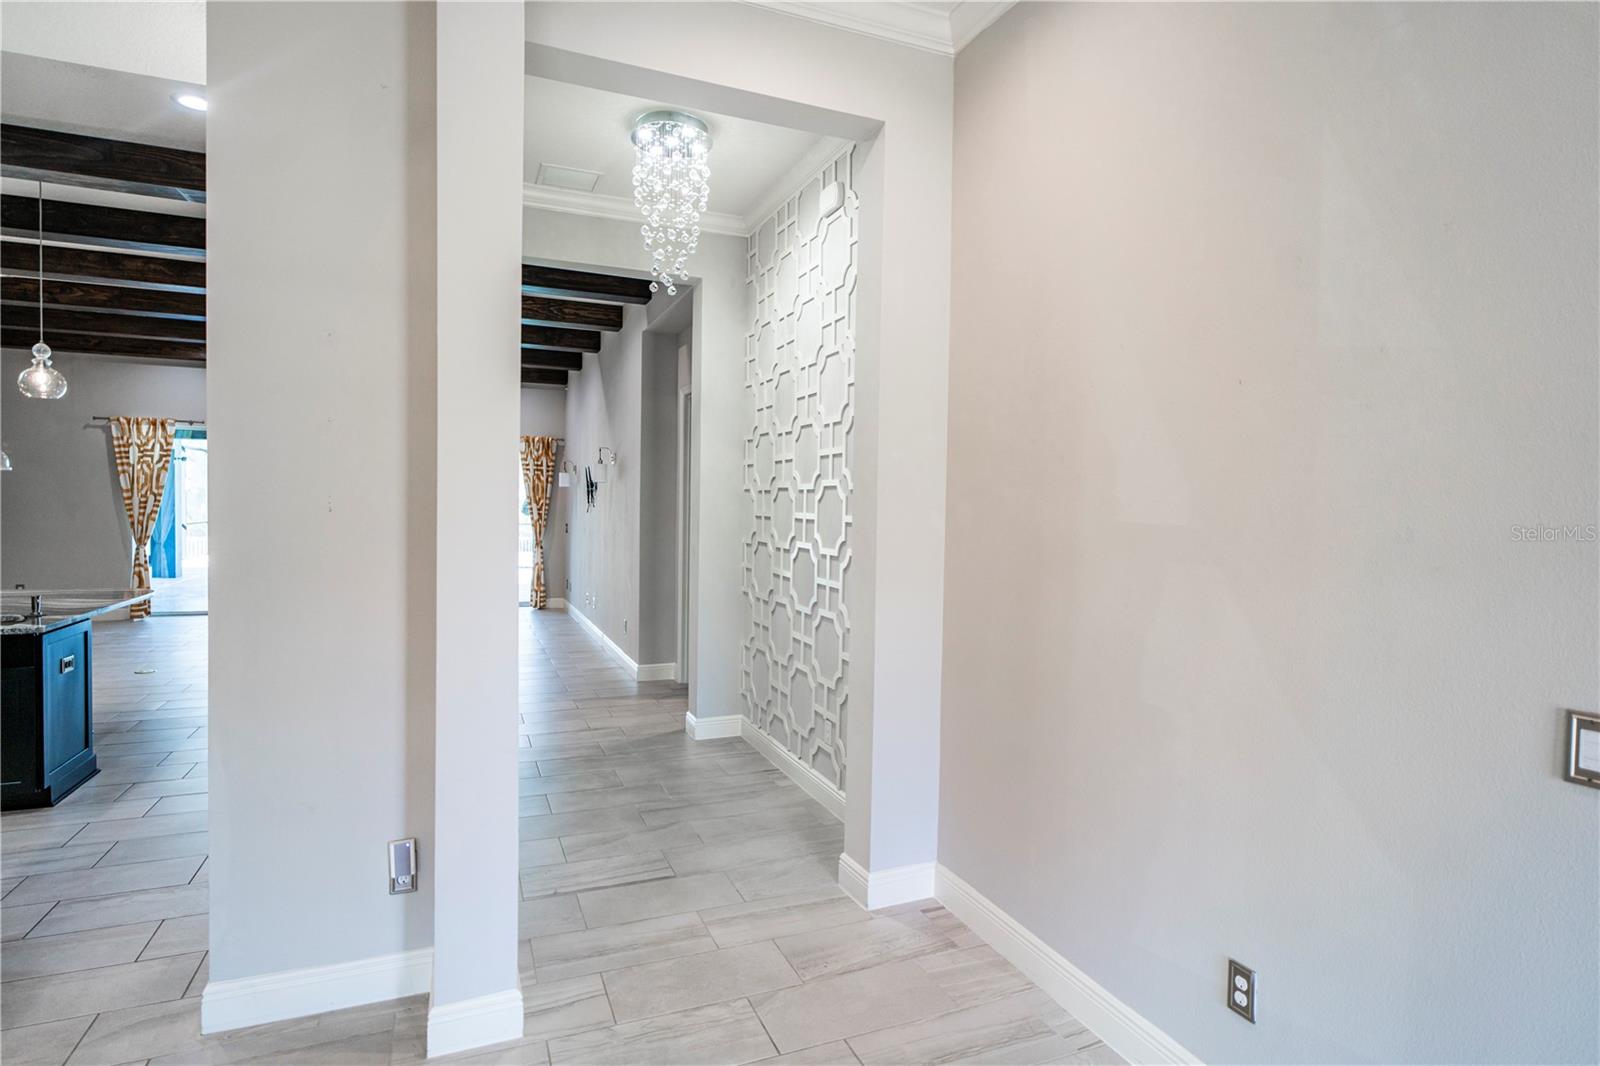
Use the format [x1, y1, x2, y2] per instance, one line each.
[1, 610, 1119, 1064]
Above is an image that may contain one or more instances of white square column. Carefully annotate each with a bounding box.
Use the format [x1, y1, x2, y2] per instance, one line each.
[427, 0, 526, 1057]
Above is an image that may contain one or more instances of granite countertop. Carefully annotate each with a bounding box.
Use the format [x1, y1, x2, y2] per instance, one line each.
[0, 589, 155, 636]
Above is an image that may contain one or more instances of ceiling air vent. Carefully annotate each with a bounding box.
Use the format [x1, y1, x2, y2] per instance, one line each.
[535, 163, 603, 193]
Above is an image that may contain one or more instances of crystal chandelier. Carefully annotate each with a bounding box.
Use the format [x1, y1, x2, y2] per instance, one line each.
[17, 181, 67, 400]
[631, 111, 711, 296]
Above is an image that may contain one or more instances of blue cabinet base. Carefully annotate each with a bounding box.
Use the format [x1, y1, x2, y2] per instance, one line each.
[2, 621, 99, 810]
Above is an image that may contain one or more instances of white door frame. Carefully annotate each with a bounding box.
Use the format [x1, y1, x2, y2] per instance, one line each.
[676, 385, 693, 683]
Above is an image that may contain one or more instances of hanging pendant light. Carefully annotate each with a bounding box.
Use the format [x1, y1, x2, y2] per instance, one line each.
[631, 111, 711, 296]
[16, 181, 67, 400]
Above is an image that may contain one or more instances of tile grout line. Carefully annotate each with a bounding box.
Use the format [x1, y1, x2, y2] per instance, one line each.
[60, 1006, 100, 1064]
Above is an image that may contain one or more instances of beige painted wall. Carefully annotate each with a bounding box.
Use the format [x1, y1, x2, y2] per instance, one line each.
[940, 4, 1598, 1063]
[207, 0, 440, 983]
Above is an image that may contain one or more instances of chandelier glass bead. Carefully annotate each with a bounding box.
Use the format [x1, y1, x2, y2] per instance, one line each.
[631, 111, 711, 296]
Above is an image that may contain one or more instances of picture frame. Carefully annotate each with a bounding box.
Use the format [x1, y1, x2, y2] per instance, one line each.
[1563, 710, 1600, 789]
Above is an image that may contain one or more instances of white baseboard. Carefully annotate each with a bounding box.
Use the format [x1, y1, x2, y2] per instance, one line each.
[426, 987, 525, 1059]
[685, 712, 743, 740]
[636, 662, 677, 682]
[740, 720, 846, 821]
[837, 853, 870, 907]
[837, 853, 935, 909]
[566, 606, 676, 683]
[546, 598, 568, 610]
[934, 865, 1200, 1065]
[201, 948, 432, 1034]
[567, 604, 641, 678]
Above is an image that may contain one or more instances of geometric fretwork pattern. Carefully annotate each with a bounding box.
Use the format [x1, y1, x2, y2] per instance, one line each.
[740, 146, 856, 792]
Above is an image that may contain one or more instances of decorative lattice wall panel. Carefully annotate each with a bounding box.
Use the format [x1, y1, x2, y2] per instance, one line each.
[741, 147, 856, 792]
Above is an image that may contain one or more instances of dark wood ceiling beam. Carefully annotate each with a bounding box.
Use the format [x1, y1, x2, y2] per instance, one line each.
[1, 276, 205, 318]
[0, 196, 205, 255]
[519, 348, 584, 372]
[2, 328, 204, 363]
[0, 305, 205, 342]
[522, 264, 652, 305]
[521, 367, 569, 388]
[522, 324, 601, 352]
[521, 295, 623, 332]
[0, 241, 205, 290]
[1, 124, 206, 202]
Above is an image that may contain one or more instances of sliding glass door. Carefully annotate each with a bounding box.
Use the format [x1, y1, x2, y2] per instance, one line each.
[150, 427, 209, 615]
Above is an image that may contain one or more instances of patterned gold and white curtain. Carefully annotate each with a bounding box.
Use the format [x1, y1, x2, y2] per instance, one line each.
[109, 417, 177, 620]
[520, 435, 560, 608]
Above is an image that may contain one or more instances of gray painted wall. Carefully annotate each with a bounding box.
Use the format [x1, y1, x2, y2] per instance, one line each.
[638, 331, 683, 667]
[564, 305, 646, 661]
[559, 306, 683, 669]
[522, 206, 746, 710]
[520, 385, 568, 604]
[940, 4, 1598, 1063]
[0, 353, 205, 590]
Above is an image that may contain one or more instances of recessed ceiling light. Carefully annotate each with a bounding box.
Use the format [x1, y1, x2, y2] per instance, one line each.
[173, 93, 208, 112]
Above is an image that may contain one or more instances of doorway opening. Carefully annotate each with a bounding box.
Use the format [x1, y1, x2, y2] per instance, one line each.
[151, 425, 209, 615]
[678, 386, 692, 683]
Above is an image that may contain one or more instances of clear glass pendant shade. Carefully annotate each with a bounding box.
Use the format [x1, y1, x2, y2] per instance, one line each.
[631, 111, 711, 296]
[17, 342, 67, 400]
[19, 181, 67, 400]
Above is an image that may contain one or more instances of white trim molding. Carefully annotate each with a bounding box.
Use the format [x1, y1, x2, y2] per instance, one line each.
[738, 137, 854, 235]
[426, 987, 526, 1059]
[201, 948, 432, 1035]
[837, 853, 870, 907]
[836, 854, 935, 910]
[934, 865, 1201, 1066]
[741, 720, 845, 822]
[525, 136, 851, 244]
[566, 606, 676, 682]
[686, 712, 743, 740]
[948, 1, 1017, 51]
[524, 182, 746, 237]
[567, 603, 641, 679]
[739, 1, 1016, 56]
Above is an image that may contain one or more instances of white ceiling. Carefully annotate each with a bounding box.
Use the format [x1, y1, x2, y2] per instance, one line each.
[0, 1, 206, 84]
[524, 76, 834, 227]
[0, 52, 207, 152]
[1, 4, 1005, 233]
[0, 54, 835, 234]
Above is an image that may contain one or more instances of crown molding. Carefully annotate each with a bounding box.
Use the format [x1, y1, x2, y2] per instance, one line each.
[741, 136, 853, 233]
[747, 2, 951, 55]
[521, 183, 747, 238]
[525, 134, 852, 241]
[739, 1, 1016, 56]
[949, 1, 1017, 52]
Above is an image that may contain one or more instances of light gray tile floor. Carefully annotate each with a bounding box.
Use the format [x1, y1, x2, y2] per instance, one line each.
[1, 610, 1119, 1065]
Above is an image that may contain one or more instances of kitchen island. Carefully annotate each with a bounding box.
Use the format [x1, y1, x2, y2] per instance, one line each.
[2, 589, 153, 809]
